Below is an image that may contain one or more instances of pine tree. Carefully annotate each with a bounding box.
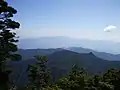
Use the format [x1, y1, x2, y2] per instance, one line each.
[27, 56, 50, 90]
[0, 0, 21, 90]
[58, 64, 87, 90]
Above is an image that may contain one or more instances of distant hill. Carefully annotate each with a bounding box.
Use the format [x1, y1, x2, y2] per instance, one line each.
[10, 50, 120, 87]
[17, 48, 64, 60]
[67, 47, 120, 61]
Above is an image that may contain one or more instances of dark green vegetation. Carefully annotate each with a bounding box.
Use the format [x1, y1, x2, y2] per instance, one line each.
[1, 1, 120, 90]
[0, 0, 21, 90]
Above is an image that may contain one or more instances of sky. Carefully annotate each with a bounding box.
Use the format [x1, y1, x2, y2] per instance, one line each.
[7, 0, 120, 42]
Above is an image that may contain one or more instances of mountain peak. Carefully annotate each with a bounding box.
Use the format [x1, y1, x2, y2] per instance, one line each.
[89, 52, 95, 56]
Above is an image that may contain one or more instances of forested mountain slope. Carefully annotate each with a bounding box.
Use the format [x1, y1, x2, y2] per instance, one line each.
[9, 50, 120, 87]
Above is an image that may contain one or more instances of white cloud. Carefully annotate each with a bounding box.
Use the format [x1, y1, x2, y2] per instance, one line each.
[104, 25, 116, 32]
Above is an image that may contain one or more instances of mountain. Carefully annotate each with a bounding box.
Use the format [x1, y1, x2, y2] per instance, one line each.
[47, 50, 120, 74]
[17, 47, 120, 61]
[9, 50, 120, 87]
[17, 48, 64, 60]
[67, 47, 120, 61]
[18, 36, 120, 54]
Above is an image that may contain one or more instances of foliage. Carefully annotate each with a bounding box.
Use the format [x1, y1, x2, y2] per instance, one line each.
[43, 84, 61, 90]
[0, 0, 21, 90]
[27, 56, 50, 90]
[57, 65, 119, 90]
[25, 59, 120, 90]
[102, 69, 120, 90]
[57, 64, 87, 90]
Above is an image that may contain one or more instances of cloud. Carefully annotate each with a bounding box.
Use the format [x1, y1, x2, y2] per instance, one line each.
[104, 25, 116, 32]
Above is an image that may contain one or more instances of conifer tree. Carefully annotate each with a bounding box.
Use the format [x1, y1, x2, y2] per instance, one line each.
[0, 0, 21, 89]
[27, 56, 50, 90]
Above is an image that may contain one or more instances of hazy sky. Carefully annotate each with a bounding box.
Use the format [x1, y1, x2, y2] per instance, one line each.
[7, 0, 120, 42]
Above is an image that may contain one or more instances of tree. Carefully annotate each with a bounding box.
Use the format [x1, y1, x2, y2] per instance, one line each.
[103, 69, 120, 90]
[43, 84, 62, 90]
[58, 64, 87, 90]
[27, 56, 50, 90]
[0, 0, 21, 90]
[85, 70, 114, 90]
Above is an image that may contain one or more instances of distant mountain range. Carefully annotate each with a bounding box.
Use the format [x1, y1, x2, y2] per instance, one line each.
[67, 47, 120, 61]
[17, 47, 120, 61]
[18, 36, 120, 54]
